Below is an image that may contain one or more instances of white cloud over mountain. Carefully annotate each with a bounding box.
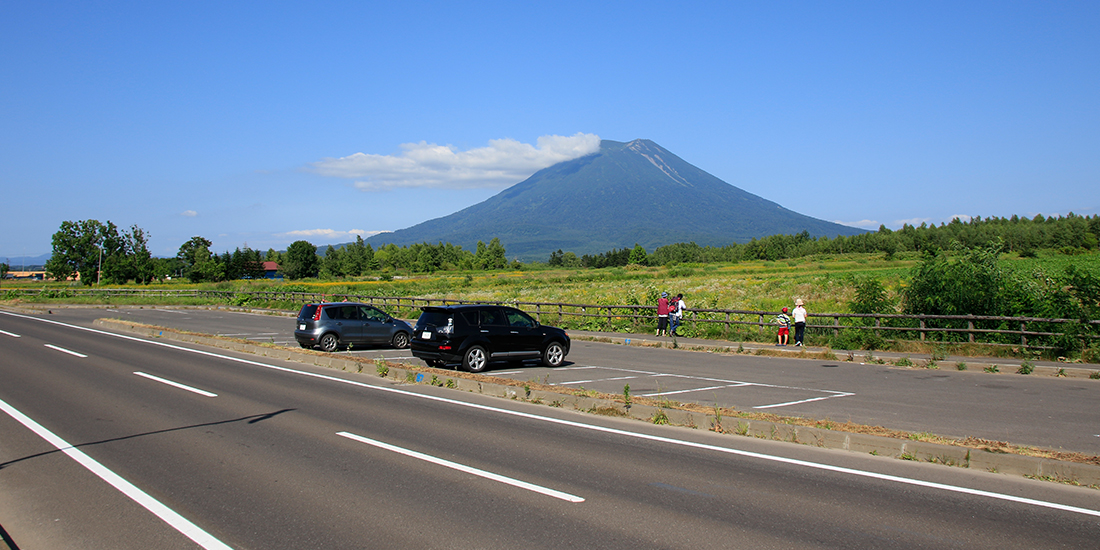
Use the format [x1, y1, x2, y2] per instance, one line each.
[309, 133, 601, 191]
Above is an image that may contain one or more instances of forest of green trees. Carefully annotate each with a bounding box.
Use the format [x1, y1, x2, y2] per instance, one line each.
[42, 213, 1099, 285]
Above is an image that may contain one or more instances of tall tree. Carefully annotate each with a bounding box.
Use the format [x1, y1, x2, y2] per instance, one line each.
[45, 220, 116, 285]
[283, 240, 320, 280]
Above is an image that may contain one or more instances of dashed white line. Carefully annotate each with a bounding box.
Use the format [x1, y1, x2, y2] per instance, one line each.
[45, 344, 87, 357]
[337, 431, 585, 503]
[4, 310, 1098, 519]
[133, 372, 218, 397]
[0, 329, 20, 338]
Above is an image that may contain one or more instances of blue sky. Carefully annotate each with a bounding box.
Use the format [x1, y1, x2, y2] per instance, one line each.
[2, 1, 1098, 261]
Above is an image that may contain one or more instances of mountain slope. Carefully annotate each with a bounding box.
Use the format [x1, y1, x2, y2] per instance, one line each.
[366, 139, 865, 260]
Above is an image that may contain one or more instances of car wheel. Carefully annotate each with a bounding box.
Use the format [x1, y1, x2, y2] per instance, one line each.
[319, 333, 339, 353]
[542, 341, 565, 367]
[391, 331, 409, 349]
[463, 346, 488, 373]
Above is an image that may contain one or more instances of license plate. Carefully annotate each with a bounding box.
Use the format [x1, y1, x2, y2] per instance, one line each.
[422, 331, 432, 340]
[299, 324, 306, 330]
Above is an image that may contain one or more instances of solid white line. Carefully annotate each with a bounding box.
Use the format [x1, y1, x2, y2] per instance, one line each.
[0, 329, 20, 337]
[337, 431, 584, 503]
[4, 310, 1099, 519]
[0, 397, 233, 549]
[133, 372, 218, 398]
[754, 393, 855, 409]
[45, 344, 87, 358]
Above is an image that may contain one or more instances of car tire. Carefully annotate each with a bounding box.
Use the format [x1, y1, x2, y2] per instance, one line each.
[391, 331, 409, 349]
[542, 341, 565, 367]
[463, 345, 488, 373]
[319, 333, 339, 353]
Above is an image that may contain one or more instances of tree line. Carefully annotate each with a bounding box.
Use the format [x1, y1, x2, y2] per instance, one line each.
[43, 219, 516, 284]
[551, 213, 1100, 268]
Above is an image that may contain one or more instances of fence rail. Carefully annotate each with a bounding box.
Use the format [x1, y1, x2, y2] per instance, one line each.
[5, 288, 1097, 349]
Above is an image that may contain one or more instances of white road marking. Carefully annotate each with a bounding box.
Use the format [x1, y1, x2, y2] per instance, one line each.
[0, 329, 20, 338]
[337, 431, 585, 503]
[754, 393, 856, 409]
[5, 310, 1099, 519]
[640, 383, 751, 397]
[558, 375, 641, 385]
[558, 365, 853, 408]
[0, 397, 233, 550]
[45, 344, 87, 358]
[133, 372, 218, 397]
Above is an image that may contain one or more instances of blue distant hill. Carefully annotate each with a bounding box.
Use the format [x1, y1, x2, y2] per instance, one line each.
[366, 139, 867, 261]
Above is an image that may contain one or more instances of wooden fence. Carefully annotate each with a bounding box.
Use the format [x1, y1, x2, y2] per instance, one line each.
[5, 288, 1097, 349]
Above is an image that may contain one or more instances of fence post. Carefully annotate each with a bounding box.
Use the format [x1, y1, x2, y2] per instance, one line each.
[758, 314, 764, 333]
[1021, 321, 1027, 347]
[833, 316, 840, 338]
[968, 318, 975, 343]
[920, 319, 926, 342]
[875, 316, 881, 338]
[558, 304, 563, 325]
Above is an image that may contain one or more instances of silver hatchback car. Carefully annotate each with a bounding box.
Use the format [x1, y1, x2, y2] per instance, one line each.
[294, 302, 412, 352]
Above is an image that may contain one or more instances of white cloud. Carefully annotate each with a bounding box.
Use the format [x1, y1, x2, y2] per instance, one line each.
[181, 210, 198, 217]
[836, 219, 880, 229]
[308, 133, 601, 191]
[948, 214, 973, 223]
[894, 217, 932, 227]
[278, 229, 388, 243]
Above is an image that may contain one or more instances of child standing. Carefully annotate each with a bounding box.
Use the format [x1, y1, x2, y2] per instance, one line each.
[775, 307, 790, 346]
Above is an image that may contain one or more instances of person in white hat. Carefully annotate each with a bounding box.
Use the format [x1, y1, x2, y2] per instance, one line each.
[792, 298, 807, 346]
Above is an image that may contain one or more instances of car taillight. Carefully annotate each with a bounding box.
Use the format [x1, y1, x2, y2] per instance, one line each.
[313, 306, 323, 321]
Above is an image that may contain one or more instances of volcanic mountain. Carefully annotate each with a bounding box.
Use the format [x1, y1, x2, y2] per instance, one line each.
[365, 139, 865, 261]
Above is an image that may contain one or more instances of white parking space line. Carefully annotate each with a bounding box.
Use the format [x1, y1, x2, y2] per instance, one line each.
[0, 397, 233, 549]
[0, 329, 20, 338]
[337, 431, 585, 503]
[548, 365, 853, 409]
[640, 383, 751, 397]
[754, 393, 855, 409]
[559, 375, 641, 385]
[133, 372, 218, 398]
[45, 344, 87, 358]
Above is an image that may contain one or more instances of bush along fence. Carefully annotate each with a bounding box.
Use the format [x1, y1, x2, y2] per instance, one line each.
[5, 287, 1098, 353]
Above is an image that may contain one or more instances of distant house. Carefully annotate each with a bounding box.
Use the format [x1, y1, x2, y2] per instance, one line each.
[262, 261, 282, 279]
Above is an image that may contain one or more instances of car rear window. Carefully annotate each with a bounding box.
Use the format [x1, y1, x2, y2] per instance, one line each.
[416, 311, 453, 329]
[298, 304, 318, 319]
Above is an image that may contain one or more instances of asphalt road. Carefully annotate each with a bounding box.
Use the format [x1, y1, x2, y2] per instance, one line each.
[32, 306, 1100, 455]
[2, 308, 1100, 549]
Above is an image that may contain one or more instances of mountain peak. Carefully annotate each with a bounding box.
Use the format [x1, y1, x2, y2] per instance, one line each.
[367, 139, 864, 260]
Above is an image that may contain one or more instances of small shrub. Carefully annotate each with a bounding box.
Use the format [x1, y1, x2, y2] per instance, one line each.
[445, 378, 457, 388]
[1016, 359, 1034, 375]
[1090, 371, 1100, 380]
[984, 365, 1000, 373]
[652, 409, 669, 425]
[1056, 368, 1067, 378]
[894, 356, 913, 367]
[956, 361, 968, 371]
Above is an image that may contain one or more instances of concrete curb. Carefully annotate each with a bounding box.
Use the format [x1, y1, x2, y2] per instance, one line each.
[93, 318, 1100, 487]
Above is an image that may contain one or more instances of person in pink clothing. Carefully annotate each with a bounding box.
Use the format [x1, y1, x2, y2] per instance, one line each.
[656, 292, 670, 336]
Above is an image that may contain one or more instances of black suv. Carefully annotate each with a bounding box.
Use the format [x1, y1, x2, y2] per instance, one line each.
[295, 302, 413, 352]
[410, 304, 570, 372]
